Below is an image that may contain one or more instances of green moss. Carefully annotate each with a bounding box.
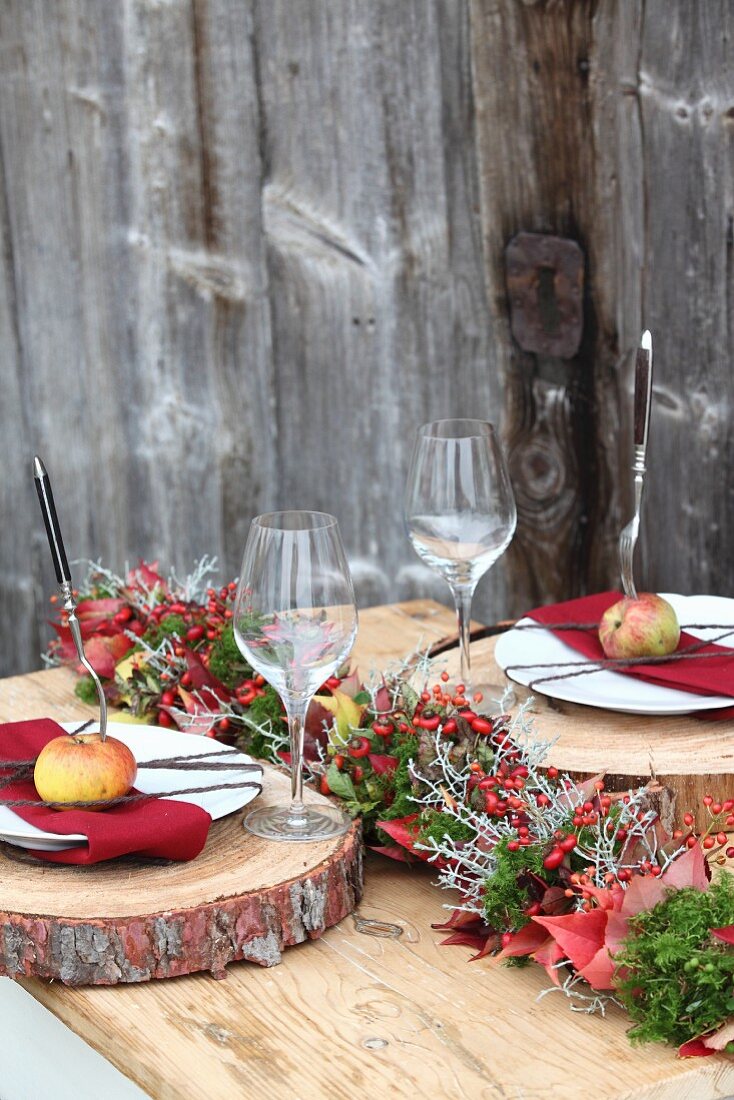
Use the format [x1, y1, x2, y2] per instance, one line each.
[208, 622, 251, 688]
[379, 734, 420, 822]
[417, 808, 475, 847]
[237, 686, 285, 758]
[616, 876, 734, 1047]
[142, 614, 188, 649]
[483, 837, 549, 933]
[75, 676, 102, 704]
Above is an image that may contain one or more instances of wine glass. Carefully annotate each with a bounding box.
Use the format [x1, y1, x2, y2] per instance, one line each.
[233, 511, 358, 841]
[404, 419, 517, 690]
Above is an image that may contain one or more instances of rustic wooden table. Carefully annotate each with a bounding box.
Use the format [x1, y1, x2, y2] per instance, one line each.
[3, 599, 734, 1099]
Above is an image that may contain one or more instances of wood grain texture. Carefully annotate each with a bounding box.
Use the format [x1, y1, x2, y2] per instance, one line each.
[1, 0, 733, 687]
[4, 600, 734, 1098]
[469, 0, 628, 614]
[254, 0, 503, 614]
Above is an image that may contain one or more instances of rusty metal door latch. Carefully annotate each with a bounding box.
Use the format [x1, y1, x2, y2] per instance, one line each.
[505, 232, 584, 359]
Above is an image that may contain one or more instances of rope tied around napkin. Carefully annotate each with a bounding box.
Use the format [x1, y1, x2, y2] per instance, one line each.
[506, 593, 734, 719]
[0, 718, 263, 864]
[0, 749, 263, 809]
[503, 623, 734, 690]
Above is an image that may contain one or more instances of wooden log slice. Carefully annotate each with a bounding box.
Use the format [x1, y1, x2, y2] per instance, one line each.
[443, 635, 734, 832]
[0, 766, 362, 986]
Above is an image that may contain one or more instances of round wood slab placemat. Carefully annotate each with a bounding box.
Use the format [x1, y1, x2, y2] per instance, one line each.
[0, 766, 363, 986]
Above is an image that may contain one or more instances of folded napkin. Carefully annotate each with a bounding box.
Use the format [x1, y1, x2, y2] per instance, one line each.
[526, 591, 734, 715]
[0, 718, 212, 864]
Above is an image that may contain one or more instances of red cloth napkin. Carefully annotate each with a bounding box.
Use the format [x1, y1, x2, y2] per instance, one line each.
[526, 591, 734, 717]
[0, 718, 212, 864]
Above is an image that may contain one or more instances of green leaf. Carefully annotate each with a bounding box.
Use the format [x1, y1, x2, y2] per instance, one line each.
[325, 764, 357, 802]
[353, 691, 371, 705]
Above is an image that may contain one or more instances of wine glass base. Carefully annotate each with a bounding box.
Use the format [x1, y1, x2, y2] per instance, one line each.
[243, 803, 351, 842]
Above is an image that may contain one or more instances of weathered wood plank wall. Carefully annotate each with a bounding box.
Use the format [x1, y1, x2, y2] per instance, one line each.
[0, 0, 732, 676]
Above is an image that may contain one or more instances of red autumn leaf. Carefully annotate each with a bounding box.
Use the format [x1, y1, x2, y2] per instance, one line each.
[532, 909, 609, 973]
[49, 622, 78, 663]
[369, 754, 398, 775]
[432, 908, 485, 932]
[373, 684, 392, 715]
[376, 814, 425, 857]
[678, 1039, 718, 1058]
[499, 921, 552, 958]
[691, 1019, 734, 1053]
[184, 649, 232, 704]
[439, 929, 493, 954]
[711, 926, 734, 946]
[83, 634, 134, 679]
[540, 884, 572, 915]
[534, 937, 567, 985]
[127, 560, 168, 593]
[368, 844, 417, 864]
[660, 843, 710, 891]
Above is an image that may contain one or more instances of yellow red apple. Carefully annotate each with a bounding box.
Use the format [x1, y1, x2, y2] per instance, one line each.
[34, 732, 137, 811]
[598, 593, 680, 660]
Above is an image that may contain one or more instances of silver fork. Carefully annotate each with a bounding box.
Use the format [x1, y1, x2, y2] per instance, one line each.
[619, 331, 653, 598]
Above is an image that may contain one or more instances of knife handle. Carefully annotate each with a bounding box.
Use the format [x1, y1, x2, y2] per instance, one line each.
[34, 458, 72, 586]
[633, 333, 653, 453]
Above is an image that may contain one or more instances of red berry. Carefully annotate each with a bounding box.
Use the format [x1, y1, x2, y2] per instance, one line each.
[546, 766, 558, 779]
[507, 840, 520, 852]
[186, 625, 205, 642]
[727, 847, 734, 859]
[348, 736, 371, 758]
[683, 812, 695, 826]
[320, 775, 331, 796]
[352, 765, 364, 783]
[686, 836, 698, 848]
[333, 754, 345, 770]
[440, 671, 450, 683]
[158, 710, 173, 728]
[559, 834, 578, 853]
[441, 718, 458, 735]
[703, 795, 714, 806]
[471, 717, 493, 736]
[717, 832, 728, 845]
[703, 836, 715, 849]
[543, 847, 565, 871]
[372, 721, 394, 738]
[161, 690, 176, 707]
[418, 713, 441, 732]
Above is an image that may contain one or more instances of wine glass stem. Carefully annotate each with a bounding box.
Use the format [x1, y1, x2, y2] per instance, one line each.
[453, 585, 474, 690]
[285, 697, 309, 827]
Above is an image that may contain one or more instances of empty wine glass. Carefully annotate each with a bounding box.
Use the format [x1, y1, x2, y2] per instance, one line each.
[404, 419, 516, 690]
[233, 511, 358, 841]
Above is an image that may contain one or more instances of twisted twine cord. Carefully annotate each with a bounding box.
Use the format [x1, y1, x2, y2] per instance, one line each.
[0, 746, 263, 810]
[504, 623, 734, 690]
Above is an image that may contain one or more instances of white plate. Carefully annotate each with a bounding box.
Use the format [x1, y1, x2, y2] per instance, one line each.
[0, 721, 262, 851]
[494, 593, 734, 715]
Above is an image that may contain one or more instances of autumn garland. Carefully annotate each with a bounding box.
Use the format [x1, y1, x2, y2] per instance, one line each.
[46, 558, 734, 1058]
